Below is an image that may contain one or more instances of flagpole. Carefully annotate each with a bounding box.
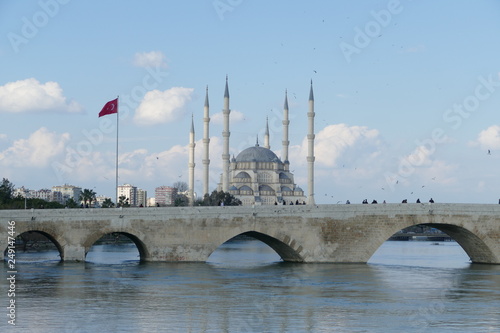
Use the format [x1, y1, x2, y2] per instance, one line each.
[115, 95, 119, 206]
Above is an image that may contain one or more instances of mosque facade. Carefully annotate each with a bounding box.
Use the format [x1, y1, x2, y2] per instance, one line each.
[227, 141, 306, 205]
[188, 77, 316, 206]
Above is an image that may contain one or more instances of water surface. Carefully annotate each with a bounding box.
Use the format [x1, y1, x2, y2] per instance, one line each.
[2, 240, 499, 332]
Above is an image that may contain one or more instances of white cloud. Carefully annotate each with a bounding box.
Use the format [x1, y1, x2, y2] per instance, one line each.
[470, 125, 500, 150]
[118, 136, 224, 195]
[133, 51, 168, 68]
[119, 149, 149, 169]
[313, 123, 380, 167]
[211, 110, 245, 125]
[0, 127, 70, 167]
[418, 160, 457, 185]
[54, 151, 112, 184]
[0, 78, 82, 113]
[405, 145, 433, 167]
[285, 123, 384, 199]
[387, 144, 458, 194]
[133, 136, 223, 183]
[134, 87, 194, 126]
[51, 135, 223, 197]
[114, 145, 190, 190]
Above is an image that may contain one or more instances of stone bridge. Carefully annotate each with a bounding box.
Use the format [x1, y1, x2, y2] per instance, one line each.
[1, 203, 499, 264]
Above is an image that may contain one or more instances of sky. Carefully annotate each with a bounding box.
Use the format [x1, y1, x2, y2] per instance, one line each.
[1, 0, 500, 204]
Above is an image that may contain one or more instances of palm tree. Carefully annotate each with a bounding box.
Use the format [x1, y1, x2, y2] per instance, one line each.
[79, 193, 88, 207]
[80, 189, 97, 207]
[87, 189, 97, 207]
[101, 198, 115, 208]
[65, 198, 79, 208]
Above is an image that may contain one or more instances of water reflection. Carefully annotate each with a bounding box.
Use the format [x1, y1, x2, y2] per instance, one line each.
[207, 237, 281, 267]
[86, 243, 140, 264]
[369, 240, 470, 268]
[14, 248, 60, 263]
[2, 240, 499, 332]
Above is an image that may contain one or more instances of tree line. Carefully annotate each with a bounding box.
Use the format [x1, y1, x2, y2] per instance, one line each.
[0, 178, 241, 209]
[0, 178, 65, 209]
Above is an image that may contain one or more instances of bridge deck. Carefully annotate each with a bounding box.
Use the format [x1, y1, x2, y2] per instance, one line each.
[1, 203, 499, 263]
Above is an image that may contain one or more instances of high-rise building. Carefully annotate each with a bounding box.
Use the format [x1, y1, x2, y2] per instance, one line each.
[95, 195, 112, 207]
[136, 188, 147, 207]
[52, 184, 82, 205]
[117, 184, 137, 206]
[147, 197, 156, 207]
[14, 187, 52, 201]
[155, 186, 178, 206]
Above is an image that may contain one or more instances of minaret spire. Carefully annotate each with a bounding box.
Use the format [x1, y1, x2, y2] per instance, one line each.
[309, 79, 314, 101]
[188, 114, 196, 206]
[307, 80, 315, 205]
[224, 74, 229, 98]
[282, 89, 290, 164]
[222, 75, 231, 192]
[264, 116, 270, 149]
[203, 85, 210, 197]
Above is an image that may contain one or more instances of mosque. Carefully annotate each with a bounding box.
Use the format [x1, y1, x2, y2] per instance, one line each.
[188, 76, 316, 206]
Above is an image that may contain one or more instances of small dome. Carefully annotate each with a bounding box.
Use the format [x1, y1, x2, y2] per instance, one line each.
[234, 171, 251, 178]
[239, 185, 253, 192]
[235, 146, 281, 163]
[259, 185, 274, 192]
[279, 172, 290, 179]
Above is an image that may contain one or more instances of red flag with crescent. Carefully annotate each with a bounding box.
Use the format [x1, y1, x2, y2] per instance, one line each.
[98, 98, 118, 117]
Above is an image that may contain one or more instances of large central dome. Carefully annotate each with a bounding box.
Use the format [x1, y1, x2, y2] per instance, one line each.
[235, 145, 282, 163]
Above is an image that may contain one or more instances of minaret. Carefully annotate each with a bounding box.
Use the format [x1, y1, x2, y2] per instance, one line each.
[222, 75, 231, 192]
[282, 90, 290, 163]
[263, 117, 270, 149]
[188, 114, 195, 206]
[307, 80, 315, 205]
[202, 86, 210, 197]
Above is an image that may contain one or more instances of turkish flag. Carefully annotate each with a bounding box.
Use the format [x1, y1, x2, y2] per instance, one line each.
[98, 98, 118, 117]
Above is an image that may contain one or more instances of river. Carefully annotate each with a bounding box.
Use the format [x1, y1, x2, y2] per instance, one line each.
[2, 238, 500, 332]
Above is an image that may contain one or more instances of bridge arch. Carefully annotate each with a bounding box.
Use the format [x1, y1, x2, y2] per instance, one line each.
[3, 229, 64, 261]
[211, 230, 304, 262]
[83, 230, 149, 261]
[370, 222, 498, 264]
[426, 223, 497, 264]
